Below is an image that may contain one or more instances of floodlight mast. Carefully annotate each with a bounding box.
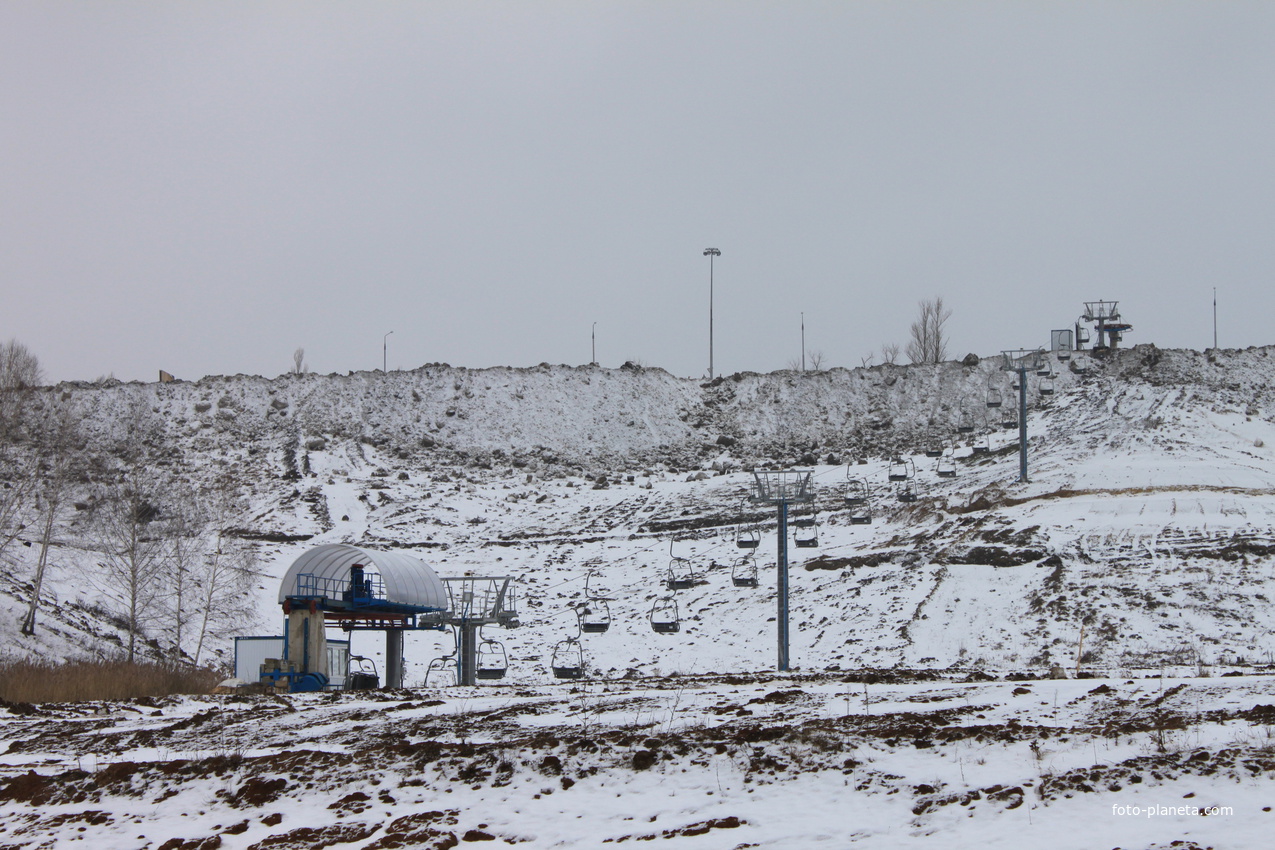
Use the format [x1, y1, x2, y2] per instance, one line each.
[704, 248, 720, 379]
[751, 470, 814, 671]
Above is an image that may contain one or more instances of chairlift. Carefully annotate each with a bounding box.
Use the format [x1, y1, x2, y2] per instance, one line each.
[845, 475, 873, 524]
[844, 472, 869, 504]
[734, 507, 761, 549]
[986, 375, 1003, 408]
[731, 553, 759, 588]
[1002, 413, 1019, 430]
[650, 597, 680, 634]
[972, 426, 991, 454]
[665, 540, 702, 590]
[551, 637, 585, 680]
[578, 599, 611, 634]
[475, 629, 508, 681]
[956, 402, 975, 434]
[936, 453, 957, 479]
[579, 570, 611, 633]
[897, 480, 919, 503]
[923, 425, 943, 457]
[887, 457, 915, 482]
[424, 630, 458, 687]
[793, 508, 818, 548]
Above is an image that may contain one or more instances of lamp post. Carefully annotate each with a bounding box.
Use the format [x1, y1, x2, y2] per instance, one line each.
[592, 322, 597, 365]
[383, 331, 393, 372]
[704, 248, 720, 379]
[801, 312, 806, 373]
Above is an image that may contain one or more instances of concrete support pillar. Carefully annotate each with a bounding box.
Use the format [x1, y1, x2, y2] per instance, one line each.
[286, 606, 328, 679]
[385, 629, 404, 689]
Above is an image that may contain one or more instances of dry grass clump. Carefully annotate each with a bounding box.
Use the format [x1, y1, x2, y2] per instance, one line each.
[0, 657, 222, 704]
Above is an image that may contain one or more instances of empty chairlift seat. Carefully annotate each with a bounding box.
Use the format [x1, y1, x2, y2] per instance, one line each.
[650, 597, 680, 634]
[551, 638, 585, 680]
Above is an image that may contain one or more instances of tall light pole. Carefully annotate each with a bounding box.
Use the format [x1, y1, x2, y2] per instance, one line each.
[704, 248, 720, 379]
[383, 331, 393, 372]
[801, 312, 806, 373]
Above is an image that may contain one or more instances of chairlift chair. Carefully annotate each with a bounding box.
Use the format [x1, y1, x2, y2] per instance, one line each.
[731, 553, 759, 588]
[475, 631, 509, 681]
[650, 597, 680, 634]
[972, 427, 991, 454]
[986, 375, 1003, 408]
[665, 541, 702, 590]
[1039, 374, 1055, 396]
[887, 457, 913, 482]
[956, 404, 975, 434]
[1002, 413, 1019, 430]
[923, 425, 943, 457]
[845, 476, 873, 524]
[424, 631, 458, 687]
[578, 599, 611, 634]
[550, 637, 585, 680]
[735, 521, 761, 549]
[936, 452, 957, 478]
[579, 571, 612, 633]
[793, 508, 819, 548]
[897, 481, 919, 503]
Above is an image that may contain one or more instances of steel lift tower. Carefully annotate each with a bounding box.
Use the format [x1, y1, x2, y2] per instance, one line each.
[750, 470, 815, 672]
[1000, 349, 1045, 483]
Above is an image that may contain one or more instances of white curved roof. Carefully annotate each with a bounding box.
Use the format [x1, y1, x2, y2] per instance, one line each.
[278, 543, 448, 610]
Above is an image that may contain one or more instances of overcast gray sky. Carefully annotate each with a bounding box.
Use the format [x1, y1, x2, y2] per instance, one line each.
[3, 2, 1273, 384]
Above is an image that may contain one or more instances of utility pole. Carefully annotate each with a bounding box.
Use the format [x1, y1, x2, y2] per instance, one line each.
[801, 312, 806, 373]
[383, 331, 393, 372]
[1213, 288, 1217, 350]
[592, 322, 597, 365]
[704, 248, 720, 379]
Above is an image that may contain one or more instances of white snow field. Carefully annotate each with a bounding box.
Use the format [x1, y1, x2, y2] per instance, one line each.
[3, 344, 1275, 847]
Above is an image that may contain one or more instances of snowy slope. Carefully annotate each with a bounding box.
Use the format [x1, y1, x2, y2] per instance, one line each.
[6, 345, 1275, 848]
[4, 344, 1275, 679]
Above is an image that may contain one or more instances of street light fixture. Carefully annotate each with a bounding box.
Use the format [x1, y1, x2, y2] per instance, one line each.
[704, 248, 720, 379]
[383, 331, 393, 372]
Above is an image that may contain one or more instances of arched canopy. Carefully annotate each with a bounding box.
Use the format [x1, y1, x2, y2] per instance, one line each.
[278, 543, 447, 611]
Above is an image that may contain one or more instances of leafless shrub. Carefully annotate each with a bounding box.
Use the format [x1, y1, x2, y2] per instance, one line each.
[0, 657, 221, 703]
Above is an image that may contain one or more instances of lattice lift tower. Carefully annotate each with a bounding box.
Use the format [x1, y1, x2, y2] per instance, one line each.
[1078, 300, 1132, 351]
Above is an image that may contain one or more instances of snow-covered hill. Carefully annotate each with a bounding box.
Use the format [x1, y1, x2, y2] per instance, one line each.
[5, 344, 1275, 683]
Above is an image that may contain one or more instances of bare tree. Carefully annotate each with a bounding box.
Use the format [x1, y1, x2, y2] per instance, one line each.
[90, 469, 172, 661]
[906, 296, 953, 365]
[20, 401, 83, 636]
[0, 342, 42, 573]
[292, 348, 307, 375]
[190, 476, 260, 665]
[807, 350, 827, 371]
[860, 352, 876, 369]
[880, 343, 901, 365]
[162, 489, 202, 660]
[0, 339, 42, 392]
